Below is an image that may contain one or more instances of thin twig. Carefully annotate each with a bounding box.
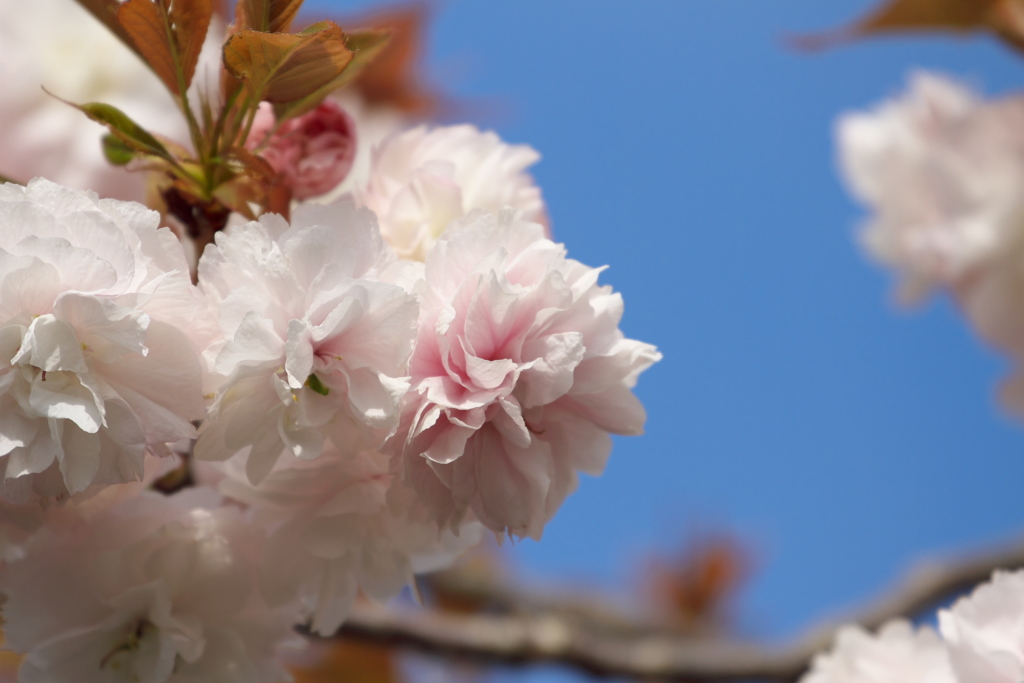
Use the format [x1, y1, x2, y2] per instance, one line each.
[323, 538, 1024, 681]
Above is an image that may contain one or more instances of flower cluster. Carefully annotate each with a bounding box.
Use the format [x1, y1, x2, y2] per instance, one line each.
[0, 1, 661, 679]
[0, 67, 658, 683]
[802, 569, 1024, 683]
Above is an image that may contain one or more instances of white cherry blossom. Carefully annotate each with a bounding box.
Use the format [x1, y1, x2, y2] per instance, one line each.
[218, 447, 481, 635]
[0, 488, 303, 683]
[194, 201, 417, 484]
[801, 621, 956, 683]
[356, 124, 546, 260]
[837, 72, 1024, 304]
[0, 180, 207, 501]
[940, 569, 1024, 683]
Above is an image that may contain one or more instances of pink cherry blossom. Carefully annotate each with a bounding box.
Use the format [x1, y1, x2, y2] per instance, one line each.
[0, 488, 303, 683]
[194, 200, 417, 484]
[391, 209, 661, 540]
[0, 180, 208, 502]
[356, 124, 546, 260]
[217, 447, 481, 635]
[247, 100, 357, 200]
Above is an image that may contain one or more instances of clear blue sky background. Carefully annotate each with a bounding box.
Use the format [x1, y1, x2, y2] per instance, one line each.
[309, 1, 1024, 680]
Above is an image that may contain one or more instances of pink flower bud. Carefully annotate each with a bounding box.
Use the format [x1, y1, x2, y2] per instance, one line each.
[247, 100, 358, 200]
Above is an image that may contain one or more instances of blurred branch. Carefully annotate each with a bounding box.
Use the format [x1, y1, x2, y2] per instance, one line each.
[325, 538, 1024, 681]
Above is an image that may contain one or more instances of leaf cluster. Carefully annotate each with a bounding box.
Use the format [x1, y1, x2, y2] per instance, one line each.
[69, 0, 389, 240]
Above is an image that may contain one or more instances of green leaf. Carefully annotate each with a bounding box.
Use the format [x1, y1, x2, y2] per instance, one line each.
[274, 28, 391, 121]
[0, 173, 23, 185]
[222, 21, 354, 104]
[52, 95, 174, 163]
[102, 134, 137, 165]
[305, 373, 330, 396]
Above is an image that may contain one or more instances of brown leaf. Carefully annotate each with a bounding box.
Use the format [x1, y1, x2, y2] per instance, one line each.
[118, 0, 213, 95]
[645, 533, 751, 632]
[348, 4, 439, 114]
[75, 0, 142, 56]
[789, 0, 1018, 51]
[273, 28, 390, 120]
[237, 0, 305, 32]
[291, 640, 398, 683]
[223, 22, 354, 104]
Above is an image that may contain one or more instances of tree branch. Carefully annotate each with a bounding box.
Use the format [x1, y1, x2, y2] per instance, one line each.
[324, 538, 1024, 681]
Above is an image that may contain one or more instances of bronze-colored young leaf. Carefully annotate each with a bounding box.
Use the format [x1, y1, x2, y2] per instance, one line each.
[0, 173, 23, 186]
[273, 28, 390, 120]
[211, 175, 263, 220]
[345, 4, 441, 115]
[792, 0, 1003, 50]
[238, 0, 304, 32]
[225, 146, 277, 182]
[118, 0, 213, 95]
[223, 21, 354, 104]
[74, 0, 142, 57]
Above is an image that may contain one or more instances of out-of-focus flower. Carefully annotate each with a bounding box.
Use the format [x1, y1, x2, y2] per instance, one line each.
[247, 101, 358, 201]
[0, 489, 303, 683]
[939, 569, 1024, 683]
[0, 0, 186, 200]
[392, 209, 661, 540]
[356, 125, 546, 260]
[801, 621, 957, 683]
[0, 180, 207, 502]
[838, 73, 1024, 411]
[194, 201, 417, 484]
[839, 72, 1024, 303]
[217, 447, 480, 635]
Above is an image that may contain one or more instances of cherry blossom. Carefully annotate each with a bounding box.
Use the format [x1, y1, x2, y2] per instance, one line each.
[0, 180, 207, 502]
[801, 621, 957, 683]
[939, 569, 1024, 683]
[391, 209, 661, 540]
[838, 73, 1024, 413]
[217, 447, 481, 635]
[194, 200, 417, 484]
[0, 488, 302, 683]
[356, 124, 546, 260]
[838, 72, 1024, 304]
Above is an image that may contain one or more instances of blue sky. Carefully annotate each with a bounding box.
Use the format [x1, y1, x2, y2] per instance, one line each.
[311, 1, 1024, 680]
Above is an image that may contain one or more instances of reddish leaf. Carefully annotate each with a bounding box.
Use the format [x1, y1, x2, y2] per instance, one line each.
[790, 0, 1024, 51]
[74, 0, 141, 56]
[291, 640, 398, 683]
[118, 0, 213, 95]
[223, 22, 354, 103]
[348, 4, 439, 114]
[645, 534, 751, 631]
[238, 0, 305, 32]
[273, 28, 390, 120]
